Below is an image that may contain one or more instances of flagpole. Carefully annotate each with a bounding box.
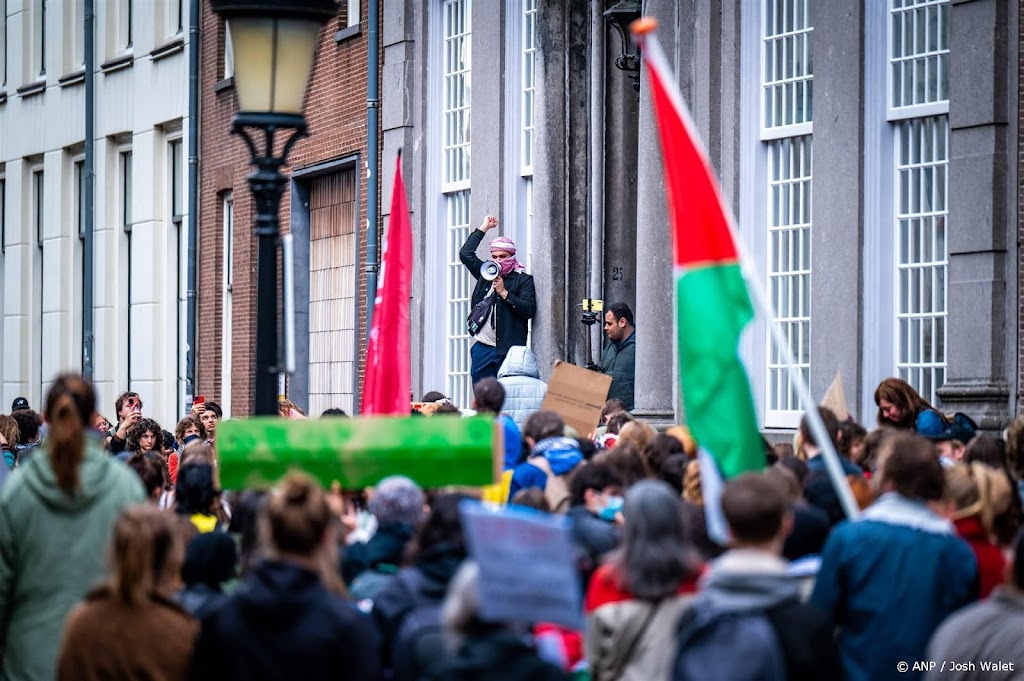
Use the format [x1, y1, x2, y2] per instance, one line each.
[632, 18, 860, 521]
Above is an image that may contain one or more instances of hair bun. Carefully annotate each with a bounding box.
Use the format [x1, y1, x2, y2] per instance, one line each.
[284, 481, 311, 504]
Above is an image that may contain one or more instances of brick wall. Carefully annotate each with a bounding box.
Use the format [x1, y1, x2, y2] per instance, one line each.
[198, 2, 373, 416]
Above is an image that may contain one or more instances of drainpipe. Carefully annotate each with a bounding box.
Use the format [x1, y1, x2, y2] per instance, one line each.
[185, 0, 200, 413]
[364, 0, 380, 337]
[82, 0, 95, 380]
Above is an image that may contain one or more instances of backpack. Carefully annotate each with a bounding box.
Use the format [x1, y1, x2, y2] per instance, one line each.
[528, 455, 573, 513]
[389, 570, 448, 681]
[672, 606, 788, 681]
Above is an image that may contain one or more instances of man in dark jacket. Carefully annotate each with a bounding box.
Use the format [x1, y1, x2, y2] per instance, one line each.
[460, 215, 537, 383]
[600, 303, 636, 410]
[565, 463, 623, 588]
[674, 472, 839, 681]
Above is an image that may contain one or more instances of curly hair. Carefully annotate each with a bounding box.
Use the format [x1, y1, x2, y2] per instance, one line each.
[126, 418, 163, 453]
[175, 416, 207, 444]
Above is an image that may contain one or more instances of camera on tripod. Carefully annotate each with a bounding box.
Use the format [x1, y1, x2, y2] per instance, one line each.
[581, 299, 603, 371]
[581, 298, 603, 326]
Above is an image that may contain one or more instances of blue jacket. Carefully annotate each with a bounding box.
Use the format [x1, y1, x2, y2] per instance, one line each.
[508, 437, 583, 499]
[810, 494, 977, 681]
[499, 414, 524, 471]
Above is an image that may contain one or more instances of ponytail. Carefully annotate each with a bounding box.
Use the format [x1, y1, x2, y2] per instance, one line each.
[45, 374, 96, 496]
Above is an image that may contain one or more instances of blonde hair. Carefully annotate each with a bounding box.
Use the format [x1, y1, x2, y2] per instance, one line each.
[945, 462, 1013, 538]
[683, 459, 703, 506]
[665, 425, 697, 458]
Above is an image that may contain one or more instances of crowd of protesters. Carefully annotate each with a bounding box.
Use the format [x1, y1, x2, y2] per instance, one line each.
[0, 372, 1022, 680]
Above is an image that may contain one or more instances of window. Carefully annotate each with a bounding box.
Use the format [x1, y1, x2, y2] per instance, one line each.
[72, 157, 85, 367]
[120, 150, 132, 386]
[223, 22, 234, 79]
[346, 0, 360, 28]
[34, 0, 46, 77]
[74, 160, 85, 239]
[170, 0, 184, 36]
[762, 0, 813, 137]
[889, 0, 948, 405]
[64, 0, 84, 72]
[221, 194, 233, 417]
[518, 0, 536, 270]
[889, 0, 948, 116]
[168, 137, 184, 411]
[121, 0, 133, 50]
[33, 169, 44, 399]
[1, 0, 7, 88]
[761, 0, 813, 425]
[170, 139, 183, 228]
[441, 0, 472, 408]
[0, 173, 5, 253]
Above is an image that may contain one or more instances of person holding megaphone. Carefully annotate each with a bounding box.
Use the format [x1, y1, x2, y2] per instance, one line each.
[460, 215, 537, 383]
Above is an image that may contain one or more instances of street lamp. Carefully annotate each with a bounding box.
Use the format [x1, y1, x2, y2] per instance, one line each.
[210, 0, 336, 416]
[604, 1, 642, 92]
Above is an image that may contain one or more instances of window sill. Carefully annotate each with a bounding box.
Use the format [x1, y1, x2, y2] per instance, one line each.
[100, 53, 135, 74]
[16, 80, 46, 98]
[334, 22, 361, 42]
[59, 70, 85, 87]
[151, 37, 185, 62]
[213, 76, 235, 93]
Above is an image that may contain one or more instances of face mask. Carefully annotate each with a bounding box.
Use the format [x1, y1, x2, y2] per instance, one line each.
[499, 258, 518, 276]
[599, 495, 624, 521]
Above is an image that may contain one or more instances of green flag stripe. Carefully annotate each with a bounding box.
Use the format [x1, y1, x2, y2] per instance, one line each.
[677, 263, 763, 478]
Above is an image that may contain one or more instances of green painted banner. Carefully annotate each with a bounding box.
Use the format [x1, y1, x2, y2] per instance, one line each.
[216, 416, 500, 491]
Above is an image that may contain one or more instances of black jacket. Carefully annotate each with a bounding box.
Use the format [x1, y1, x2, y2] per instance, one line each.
[460, 229, 537, 356]
[422, 629, 569, 681]
[341, 521, 415, 585]
[188, 560, 380, 681]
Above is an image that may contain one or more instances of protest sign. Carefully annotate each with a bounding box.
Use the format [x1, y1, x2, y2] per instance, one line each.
[459, 500, 582, 630]
[541, 360, 612, 436]
[217, 416, 499, 490]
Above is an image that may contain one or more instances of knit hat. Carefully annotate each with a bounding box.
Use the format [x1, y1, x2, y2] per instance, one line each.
[369, 476, 427, 526]
[489, 237, 517, 255]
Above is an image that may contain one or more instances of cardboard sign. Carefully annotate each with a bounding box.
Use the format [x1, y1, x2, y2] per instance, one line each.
[216, 416, 500, 491]
[541, 360, 612, 436]
[460, 500, 582, 630]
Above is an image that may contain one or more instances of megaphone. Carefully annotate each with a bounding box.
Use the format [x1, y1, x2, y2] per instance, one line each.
[480, 260, 501, 281]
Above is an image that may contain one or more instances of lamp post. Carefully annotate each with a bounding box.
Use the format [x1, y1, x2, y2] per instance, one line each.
[604, 1, 642, 92]
[210, 0, 336, 416]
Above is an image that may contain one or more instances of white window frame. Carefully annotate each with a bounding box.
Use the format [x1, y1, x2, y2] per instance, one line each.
[32, 167, 44, 401]
[120, 0, 133, 51]
[1, 0, 8, 89]
[119, 149, 133, 388]
[760, 0, 813, 141]
[34, 0, 46, 78]
[757, 0, 814, 429]
[429, 0, 473, 409]
[64, 0, 84, 73]
[221, 193, 233, 418]
[887, 0, 949, 407]
[886, 0, 949, 121]
[224, 22, 234, 80]
[169, 0, 184, 37]
[346, 0, 360, 28]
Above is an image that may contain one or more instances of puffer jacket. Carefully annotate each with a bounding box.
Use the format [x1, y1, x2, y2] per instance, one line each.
[498, 346, 548, 427]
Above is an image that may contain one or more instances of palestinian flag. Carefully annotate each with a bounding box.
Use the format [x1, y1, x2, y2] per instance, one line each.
[632, 18, 763, 479]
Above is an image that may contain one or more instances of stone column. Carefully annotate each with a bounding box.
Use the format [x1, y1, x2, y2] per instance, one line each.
[809, 0, 864, 409]
[937, 0, 1012, 430]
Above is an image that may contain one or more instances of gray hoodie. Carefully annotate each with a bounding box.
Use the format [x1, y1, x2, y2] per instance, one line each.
[497, 346, 548, 427]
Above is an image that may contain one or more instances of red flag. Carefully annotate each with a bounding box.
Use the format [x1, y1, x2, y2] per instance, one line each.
[362, 157, 412, 414]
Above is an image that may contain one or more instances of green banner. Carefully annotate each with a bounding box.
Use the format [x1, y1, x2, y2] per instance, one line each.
[216, 416, 500, 491]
